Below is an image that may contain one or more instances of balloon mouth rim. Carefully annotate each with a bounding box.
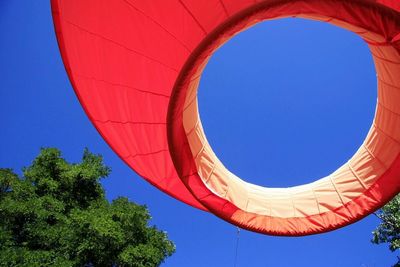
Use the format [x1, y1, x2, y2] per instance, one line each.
[167, 0, 400, 235]
[185, 18, 374, 189]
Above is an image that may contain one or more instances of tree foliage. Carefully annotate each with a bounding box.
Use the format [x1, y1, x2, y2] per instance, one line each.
[0, 148, 175, 267]
[372, 194, 400, 267]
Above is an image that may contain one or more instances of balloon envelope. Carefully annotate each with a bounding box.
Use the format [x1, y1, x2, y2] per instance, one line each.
[52, 0, 400, 235]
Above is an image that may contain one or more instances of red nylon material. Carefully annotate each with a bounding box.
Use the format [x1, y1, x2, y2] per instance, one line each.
[52, 0, 400, 235]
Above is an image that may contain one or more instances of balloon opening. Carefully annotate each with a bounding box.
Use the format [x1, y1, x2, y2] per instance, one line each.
[197, 18, 376, 188]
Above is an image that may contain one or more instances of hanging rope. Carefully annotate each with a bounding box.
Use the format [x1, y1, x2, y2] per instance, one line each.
[234, 227, 241, 267]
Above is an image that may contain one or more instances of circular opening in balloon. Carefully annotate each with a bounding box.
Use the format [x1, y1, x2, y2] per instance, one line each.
[168, 0, 400, 235]
[198, 18, 376, 188]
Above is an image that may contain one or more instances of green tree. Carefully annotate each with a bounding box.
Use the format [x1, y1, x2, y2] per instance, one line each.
[0, 148, 175, 267]
[372, 194, 400, 267]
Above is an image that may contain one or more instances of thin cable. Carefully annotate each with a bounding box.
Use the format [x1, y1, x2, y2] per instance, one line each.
[234, 227, 240, 267]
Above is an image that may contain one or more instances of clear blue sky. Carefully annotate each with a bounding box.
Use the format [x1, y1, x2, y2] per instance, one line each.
[1, 1, 398, 266]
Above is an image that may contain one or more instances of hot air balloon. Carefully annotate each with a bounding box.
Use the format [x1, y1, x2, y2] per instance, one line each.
[51, 0, 400, 236]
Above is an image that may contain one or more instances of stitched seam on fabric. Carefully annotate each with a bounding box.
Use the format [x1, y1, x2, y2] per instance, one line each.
[223, 185, 229, 198]
[373, 122, 400, 146]
[122, 149, 169, 159]
[199, 192, 214, 201]
[64, 19, 179, 72]
[292, 15, 333, 23]
[245, 198, 250, 211]
[183, 93, 198, 112]
[219, 0, 230, 17]
[194, 142, 206, 160]
[354, 29, 369, 35]
[378, 77, 400, 90]
[371, 52, 400, 64]
[94, 119, 166, 125]
[328, 175, 346, 208]
[328, 174, 357, 218]
[347, 162, 368, 189]
[363, 143, 388, 169]
[75, 74, 171, 98]
[378, 101, 400, 117]
[181, 171, 201, 179]
[284, 12, 384, 41]
[348, 164, 368, 190]
[178, 0, 208, 35]
[205, 162, 217, 183]
[289, 191, 296, 217]
[190, 74, 202, 82]
[221, 200, 230, 211]
[364, 39, 392, 46]
[123, 0, 193, 53]
[185, 119, 200, 136]
[309, 184, 322, 215]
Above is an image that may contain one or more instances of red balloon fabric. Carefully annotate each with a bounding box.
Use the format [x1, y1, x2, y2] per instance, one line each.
[52, 0, 400, 235]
